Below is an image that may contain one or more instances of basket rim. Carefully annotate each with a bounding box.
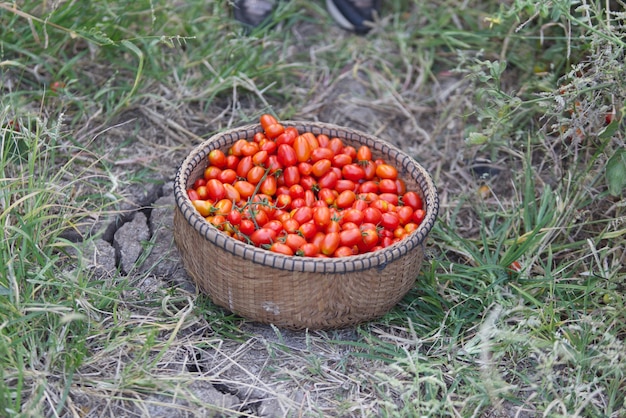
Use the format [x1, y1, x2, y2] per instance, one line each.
[174, 120, 439, 273]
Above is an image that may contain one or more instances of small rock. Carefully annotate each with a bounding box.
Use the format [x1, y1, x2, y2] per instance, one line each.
[140, 192, 195, 292]
[113, 211, 150, 274]
[69, 238, 117, 278]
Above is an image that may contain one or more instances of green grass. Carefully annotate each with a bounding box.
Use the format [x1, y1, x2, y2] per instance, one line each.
[1, 0, 625, 416]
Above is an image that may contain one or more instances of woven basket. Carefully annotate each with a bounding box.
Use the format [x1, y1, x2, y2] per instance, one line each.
[173, 121, 439, 330]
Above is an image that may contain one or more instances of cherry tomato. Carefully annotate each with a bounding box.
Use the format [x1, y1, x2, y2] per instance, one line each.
[269, 242, 294, 256]
[283, 234, 307, 252]
[395, 179, 407, 195]
[380, 212, 400, 230]
[225, 155, 240, 170]
[236, 156, 254, 178]
[206, 179, 226, 201]
[246, 166, 266, 184]
[378, 179, 398, 194]
[260, 175, 277, 196]
[194, 185, 208, 200]
[204, 166, 222, 180]
[253, 132, 266, 143]
[304, 190, 316, 207]
[370, 199, 389, 213]
[275, 126, 298, 146]
[293, 135, 312, 162]
[208, 149, 227, 168]
[362, 160, 377, 180]
[291, 198, 307, 209]
[393, 227, 408, 240]
[277, 144, 297, 167]
[335, 179, 356, 193]
[359, 180, 379, 194]
[335, 190, 356, 209]
[341, 164, 366, 182]
[298, 242, 320, 257]
[250, 228, 277, 247]
[342, 208, 364, 225]
[229, 139, 248, 157]
[396, 205, 414, 225]
[328, 137, 344, 155]
[379, 193, 399, 206]
[239, 219, 256, 236]
[264, 220, 284, 235]
[313, 206, 332, 228]
[317, 171, 339, 190]
[279, 218, 298, 234]
[320, 232, 340, 256]
[340, 228, 363, 247]
[227, 209, 242, 226]
[192, 200, 212, 217]
[252, 150, 269, 166]
[298, 221, 318, 240]
[241, 141, 259, 157]
[404, 222, 418, 234]
[214, 199, 233, 216]
[217, 168, 237, 184]
[259, 114, 279, 130]
[325, 220, 341, 234]
[299, 175, 317, 191]
[265, 123, 285, 140]
[187, 189, 200, 201]
[310, 147, 334, 162]
[318, 188, 338, 206]
[193, 178, 207, 189]
[356, 145, 373, 162]
[289, 184, 305, 200]
[332, 153, 352, 168]
[223, 183, 241, 201]
[311, 159, 332, 178]
[282, 166, 301, 187]
[233, 180, 256, 199]
[298, 162, 313, 176]
[376, 163, 398, 180]
[412, 209, 426, 225]
[259, 139, 277, 154]
[361, 229, 379, 249]
[342, 146, 357, 159]
[362, 207, 382, 225]
[402, 191, 423, 210]
[292, 206, 313, 225]
[334, 246, 355, 257]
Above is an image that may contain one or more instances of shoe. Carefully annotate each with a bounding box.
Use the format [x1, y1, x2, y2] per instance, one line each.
[325, 0, 380, 34]
[233, 0, 277, 28]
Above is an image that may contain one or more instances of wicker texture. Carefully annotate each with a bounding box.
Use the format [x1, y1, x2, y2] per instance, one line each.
[173, 121, 439, 330]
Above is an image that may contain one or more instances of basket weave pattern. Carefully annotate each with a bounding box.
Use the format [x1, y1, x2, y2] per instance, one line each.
[174, 122, 439, 329]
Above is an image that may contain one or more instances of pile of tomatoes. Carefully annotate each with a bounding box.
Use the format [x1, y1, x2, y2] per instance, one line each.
[186, 114, 426, 258]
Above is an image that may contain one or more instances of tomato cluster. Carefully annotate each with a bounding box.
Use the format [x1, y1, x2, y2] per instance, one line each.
[187, 114, 426, 258]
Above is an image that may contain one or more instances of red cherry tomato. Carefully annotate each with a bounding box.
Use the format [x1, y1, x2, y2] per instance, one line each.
[208, 149, 227, 168]
[277, 144, 297, 167]
[293, 135, 312, 163]
[320, 232, 340, 256]
[206, 179, 226, 201]
[376, 163, 398, 180]
[250, 228, 277, 247]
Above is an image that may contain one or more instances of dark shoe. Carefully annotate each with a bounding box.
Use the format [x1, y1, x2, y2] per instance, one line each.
[325, 0, 380, 34]
[233, 0, 277, 28]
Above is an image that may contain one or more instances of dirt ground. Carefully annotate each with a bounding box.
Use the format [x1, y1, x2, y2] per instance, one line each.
[43, 16, 539, 417]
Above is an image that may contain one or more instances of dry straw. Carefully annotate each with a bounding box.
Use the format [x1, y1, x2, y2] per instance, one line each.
[174, 121, 439, 330]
